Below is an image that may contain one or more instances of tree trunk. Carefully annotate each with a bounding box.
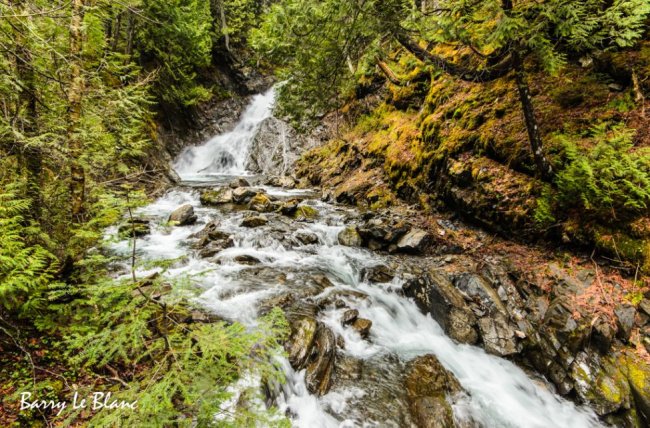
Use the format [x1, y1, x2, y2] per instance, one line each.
[68, 0, 86, 222]
[512, 51, 553, 180]
[13, 0, 42, 220]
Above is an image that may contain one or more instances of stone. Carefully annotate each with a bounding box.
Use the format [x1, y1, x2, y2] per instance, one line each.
[362, 265, 395, 283]
[235, 255, 261, 265]
[229, 177, 250, 188]
[232, 187, 259, 204]
[295, 231, 319, 245]
[477, 313, 520, 356]
[266, 176, 297, 188]
[198, 238, 234, 258]
[279, 199, 300, 216]
[241, 215, 268, 228]
[286, 317, 318, 368]
[615, 305, 636, 342]
[292, 205, 319, 221]
[305, 325, 336, 395]
[341, 309, 359, 326]
[200, 188, 233, 206]
[639, 299, 650, 317]
[403, 270, 479, 344]
[338, 227, 362, 247]
[351, 318, 372, 339]
[168, 204, 197, 226]
[248, 193, 273, 212]
[404, 355, 462, 428]
[246, 116, 305, 176]
[396, 229, 431, 254]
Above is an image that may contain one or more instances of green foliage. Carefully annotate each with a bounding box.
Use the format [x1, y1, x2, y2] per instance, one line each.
[137, 0, 214, 107]
[540, 125, 650, 223]
[63, 271, 289, 427]
[0, 188, 59, 313]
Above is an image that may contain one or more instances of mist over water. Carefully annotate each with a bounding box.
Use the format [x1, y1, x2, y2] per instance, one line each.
[107, 92, 604, 427]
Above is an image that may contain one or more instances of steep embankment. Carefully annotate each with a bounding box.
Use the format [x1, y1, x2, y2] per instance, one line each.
[298, 43, 650, 273]
[295, 43, 650, 425]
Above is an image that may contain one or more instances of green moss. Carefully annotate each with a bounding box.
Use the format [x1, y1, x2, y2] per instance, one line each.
[292, 205, 319, 220]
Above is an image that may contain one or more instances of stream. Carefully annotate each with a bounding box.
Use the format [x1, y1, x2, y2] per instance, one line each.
[106, 90, 605, 427]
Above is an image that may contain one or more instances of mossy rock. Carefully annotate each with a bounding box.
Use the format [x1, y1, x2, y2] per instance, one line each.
[591, 226, 650, 273]
[292, 205, 319, 220]
[248, 193, 273, 212]
[200, 188, 232, 206]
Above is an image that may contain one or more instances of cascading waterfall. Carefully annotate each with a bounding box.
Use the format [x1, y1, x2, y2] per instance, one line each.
[106, 93, 605, 427]
[173, 88, 277, 180]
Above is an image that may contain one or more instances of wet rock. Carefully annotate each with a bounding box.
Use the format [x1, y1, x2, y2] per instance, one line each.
[229, 177, 250, 188]
[294, 231, 319, 245]
[200, 188, 233, 206]
[305, 325, 336, 395]
[614, 305, 636, 342]
[396, 229, 431, 254]
[266, 176, 297, 188]
[248, 193, 273, 212]
[453, 273, 508, 315]
[362, 265, 395, 283]
[232, 187, 259, 204]
[279, 199, 300, 216]
[246, 116, 305, 176]
[286, 317, 318, 368]
[292, 205, 319, 221]
[118, 218, 151, 238]
[338, 227, 362, 247]
[570, 351, 631, 416]
[478, 314, 520, 356]
[352, 318, 372, 339]
[403, 270, 479, 344]
[258, 293, 295, 315]
[341, 309, 359, 326]
[198, 238, 234, 258]
[168, 204, 197, 226]
[235, 255, 261, 265]
[241, 215, 268, 228]
[404, 355, 462, 428]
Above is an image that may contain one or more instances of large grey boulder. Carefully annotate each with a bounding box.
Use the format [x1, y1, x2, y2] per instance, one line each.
[168, 204, 197, 226]
[246, 117, 307, 176]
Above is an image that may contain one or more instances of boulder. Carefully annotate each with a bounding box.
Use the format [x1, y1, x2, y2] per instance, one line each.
[292, 205, 319, 221]
[614, 305, 636, 342]
[341, 309, 359, 326]
[241, 215, 268, 228]
[477, 314, 520, 356]
[229, 177, 251, 188]
[338, 227, 362, 247]
[168, 204, 197, 226]
[248, 193, 273, 212]
[396, 229, 432, 254]
[304, 325, 336, 395]
[246, 116, 306, 176]
[404, 354, 462, 428]
[198, 238, 234, 258]
[294, 231, 319, 245]
[234, 255, 261, 265]
[266, 176, 297, 188]
[362, 265, 395, 283]
[352, 318, 372, 339]
[279, 199, 300, 216]
[200, 188, 233, 206]
[232, 187, 259, 204]
[403, 270, 479, 344]
[286, 317, 318, 368]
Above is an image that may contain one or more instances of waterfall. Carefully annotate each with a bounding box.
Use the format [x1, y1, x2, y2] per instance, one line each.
[173, 88, 277, 180]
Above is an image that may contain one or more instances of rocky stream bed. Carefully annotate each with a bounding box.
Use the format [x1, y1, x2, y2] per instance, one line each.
[105, 91, 650, 427]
